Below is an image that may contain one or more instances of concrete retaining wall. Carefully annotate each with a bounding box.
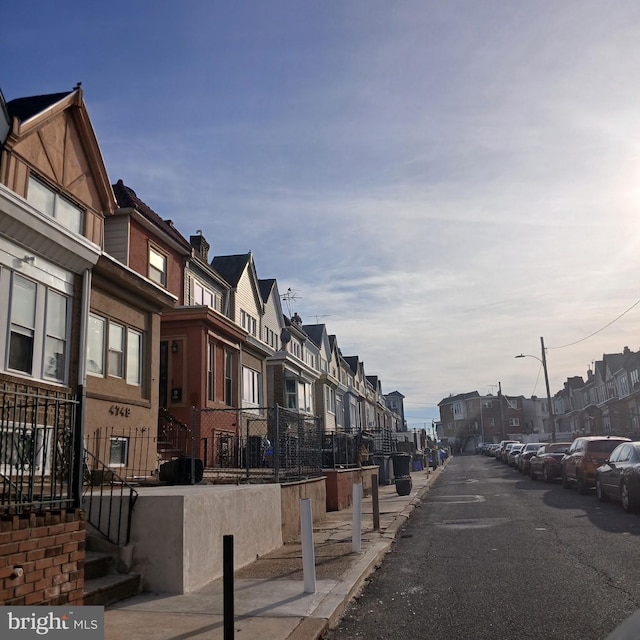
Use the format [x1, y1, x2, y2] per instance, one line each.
[280, 477, 326, 543]
[127, 484, 282, 594]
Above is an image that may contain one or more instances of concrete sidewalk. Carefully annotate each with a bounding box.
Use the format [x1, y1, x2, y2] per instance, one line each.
[104, 461, 449, 640]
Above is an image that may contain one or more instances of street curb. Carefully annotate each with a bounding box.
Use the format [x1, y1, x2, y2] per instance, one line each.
[287, 458, 450, 639]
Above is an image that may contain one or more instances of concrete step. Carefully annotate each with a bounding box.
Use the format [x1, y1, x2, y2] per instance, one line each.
[84, 546, 141, 606]
[83, 572, 141, 607]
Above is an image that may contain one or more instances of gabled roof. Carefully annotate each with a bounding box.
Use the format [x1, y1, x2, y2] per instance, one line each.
[302, 324, 326, 349]
[4, 86, 116, 215]
[112, 179, 190, 250]
[258, 278, 276, 303]
[343, 356, 361, 376]
[211, 253, 250, 287]
[6, 91, 73, 123]
[385, 391, 405, 398]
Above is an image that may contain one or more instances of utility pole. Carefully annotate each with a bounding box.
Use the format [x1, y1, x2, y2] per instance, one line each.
[498, 381, 506, 440]
[540, 336, 556, 442]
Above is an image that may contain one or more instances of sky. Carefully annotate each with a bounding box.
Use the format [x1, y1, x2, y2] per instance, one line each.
[3, 1, 640, 430]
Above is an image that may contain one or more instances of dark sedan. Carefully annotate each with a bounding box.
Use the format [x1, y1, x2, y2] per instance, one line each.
[596, 442, 640, 512]
[529, 442, 572, 482]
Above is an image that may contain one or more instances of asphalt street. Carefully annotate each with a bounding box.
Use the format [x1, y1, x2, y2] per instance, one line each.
[328, 454, 640, 640]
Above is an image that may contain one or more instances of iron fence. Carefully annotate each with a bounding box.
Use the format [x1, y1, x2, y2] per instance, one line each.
[0, 383, 78, 513]
[194, 405, 324, 483]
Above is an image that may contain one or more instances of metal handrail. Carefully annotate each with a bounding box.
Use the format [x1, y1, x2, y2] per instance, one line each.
[82, 449, 138, 546]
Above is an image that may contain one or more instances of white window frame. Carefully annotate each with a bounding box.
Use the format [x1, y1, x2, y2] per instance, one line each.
[149, 246, 167, 287]
[109, 436, 129, 467]
[27, 175, 83, 235]
[242, 366, 262, 406]
[87, 313, 144, 386]
[4, 270, 70, 384]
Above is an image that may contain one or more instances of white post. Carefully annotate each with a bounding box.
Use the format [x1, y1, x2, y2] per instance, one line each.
[300, 498, 316, 593]
[352, 483, 362, 553]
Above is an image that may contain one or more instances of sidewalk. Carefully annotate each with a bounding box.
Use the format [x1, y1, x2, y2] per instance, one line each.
[104, 460, 449, 640]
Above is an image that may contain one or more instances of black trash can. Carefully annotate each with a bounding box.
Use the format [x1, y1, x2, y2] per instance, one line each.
[159, 457, 204, 484]
[395, 476, 413, 496]
[391, 453, 412, 496]
[391, 453, 411, 478]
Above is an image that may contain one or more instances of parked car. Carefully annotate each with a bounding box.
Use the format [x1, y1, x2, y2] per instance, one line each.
[486, 444, 499, 456]
[529, 442, 572, 482]
[595, 442, 640, 512]
[517, 443, 543, 474]
[507, 443, 525, 467]
[497, 440, 520, 462]
[562, 436, 632, 494]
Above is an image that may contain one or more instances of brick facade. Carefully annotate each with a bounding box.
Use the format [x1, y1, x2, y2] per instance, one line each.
[0, 509, 86, 606]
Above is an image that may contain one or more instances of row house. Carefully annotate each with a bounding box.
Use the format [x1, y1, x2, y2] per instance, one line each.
[554, 347, 640, 439]
[438, 391, 527, 446]
[0, 87, 175, 484]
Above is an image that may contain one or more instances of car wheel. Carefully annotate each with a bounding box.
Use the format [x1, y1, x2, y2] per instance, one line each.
[543, 466, 551, 483]
[577, 472, 589, 495]
[562, 471, 571, 489]
[621, 481, 638, 513]
[596, 479, 608, 502]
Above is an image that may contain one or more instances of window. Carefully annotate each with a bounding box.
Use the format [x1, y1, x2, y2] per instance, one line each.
[508, 418, 520, 427]
[44, 290, 68, 381]
[109, 323, 124, 378]
[86, 315, 105, 375]
[264, 327, 278, 348]
[632, 370, 640, 387]
[242, 366, 262, 406]
[240, 310, 257, 336]
[224, 350, 233, 405]
[6, 273, 70, 382]
[126, 329, 142, 385]
[286, 379, 297, 409]
[207, 341, 214, 402]
[620, 376, 629, 397]
[336, 393, 344, 428]
[325, 386, 336, 414]
[109, 437, 129, 467]
[27, 176, 83, 234]
[8, 275, 36, 374]
[193, 279, 222, 311]
[482, 401, 492, 409]
[149, 247, 167, 286]
[87, 314, 143, 386]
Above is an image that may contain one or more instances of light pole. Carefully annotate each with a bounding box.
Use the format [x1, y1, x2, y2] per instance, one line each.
[515, 336, 556, 442]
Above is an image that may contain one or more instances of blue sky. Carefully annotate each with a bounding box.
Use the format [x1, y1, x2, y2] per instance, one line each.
[4, 1, 640, 429]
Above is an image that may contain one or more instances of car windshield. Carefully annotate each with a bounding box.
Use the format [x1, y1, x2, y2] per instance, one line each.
[547, 443, 569, 452]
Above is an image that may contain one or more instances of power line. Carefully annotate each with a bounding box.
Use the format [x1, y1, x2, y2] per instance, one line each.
[549, 297, 640, 350]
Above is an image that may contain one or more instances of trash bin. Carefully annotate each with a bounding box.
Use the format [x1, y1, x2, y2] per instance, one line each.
[159, 457, 204, 484]
[395, 476, 413, 496]
[412, 457, 423, 472]
[391, 453, 411, 478]
[391, 453, 412, 496]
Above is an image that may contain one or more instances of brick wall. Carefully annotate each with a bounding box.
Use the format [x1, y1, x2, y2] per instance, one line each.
[0, 508, 86, 606]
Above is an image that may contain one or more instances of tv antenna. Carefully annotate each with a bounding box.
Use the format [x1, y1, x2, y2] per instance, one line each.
[280, 288, 301, 317]
[308, 314, 331, 324]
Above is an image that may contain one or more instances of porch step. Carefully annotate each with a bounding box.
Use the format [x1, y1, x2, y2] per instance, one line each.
[83, 550, 141, 606]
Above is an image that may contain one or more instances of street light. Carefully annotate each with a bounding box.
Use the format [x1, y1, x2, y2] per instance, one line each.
[515, 336, 556, 442]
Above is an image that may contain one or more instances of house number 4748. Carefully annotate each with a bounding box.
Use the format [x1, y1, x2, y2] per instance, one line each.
[109, 405, 131, 418]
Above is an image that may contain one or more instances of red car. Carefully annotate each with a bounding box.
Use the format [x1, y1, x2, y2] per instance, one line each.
[529, 442, 572, 482]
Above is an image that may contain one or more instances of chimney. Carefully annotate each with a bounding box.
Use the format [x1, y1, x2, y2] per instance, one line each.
[190, 232, 210, 262]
